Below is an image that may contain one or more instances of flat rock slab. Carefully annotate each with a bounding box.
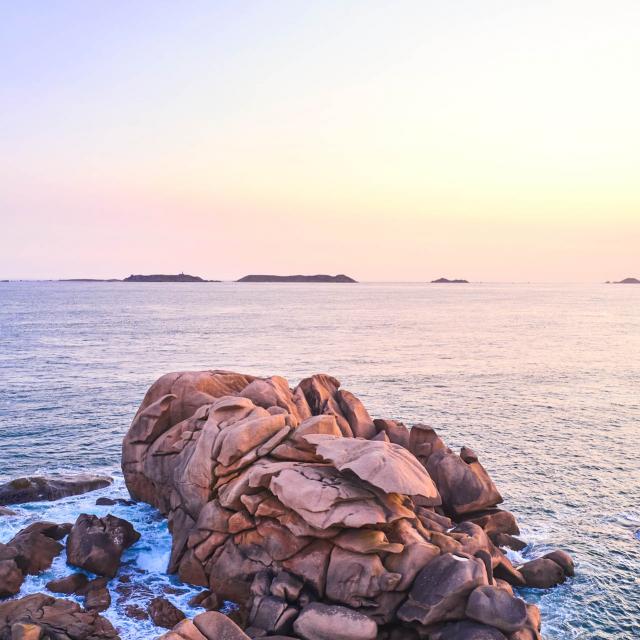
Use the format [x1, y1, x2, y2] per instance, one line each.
[0, 474, 112, 505]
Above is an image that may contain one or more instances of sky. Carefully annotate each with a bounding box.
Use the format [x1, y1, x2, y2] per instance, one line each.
[1, 1, 638, 282]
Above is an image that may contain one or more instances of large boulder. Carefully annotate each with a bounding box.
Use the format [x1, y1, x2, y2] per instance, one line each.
[0, 521, 69, 597]
[542, 550, 575, 577]
[194, 610, 250, 639]
[293, 602, 377, 640]
[397, 553, 488, 625]
[465, 585, 527, 632]
[0, 475, 112, 505]
[121, 369, 573, 638]
[518, 558, 566, 588]
[66, 513, 140, 577]
[426, 450, 503, 517]
[0, 593, 118, 639]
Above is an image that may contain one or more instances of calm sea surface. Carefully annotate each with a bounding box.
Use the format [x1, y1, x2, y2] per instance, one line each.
[0, 282, 638, 639]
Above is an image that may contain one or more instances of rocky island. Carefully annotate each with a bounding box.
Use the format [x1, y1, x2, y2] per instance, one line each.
[610, 277, 640, 284]
[0, 370, 574, 640]
[237, 274, 357, 283]
[124, 273, 217, 282]
[431, 277, 469, 284]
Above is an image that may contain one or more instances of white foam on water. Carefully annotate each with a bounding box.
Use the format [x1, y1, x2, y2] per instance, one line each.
[0, 471, 208, 639]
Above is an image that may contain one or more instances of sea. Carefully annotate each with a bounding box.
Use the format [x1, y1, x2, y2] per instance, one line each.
[0, 281, 638, 639]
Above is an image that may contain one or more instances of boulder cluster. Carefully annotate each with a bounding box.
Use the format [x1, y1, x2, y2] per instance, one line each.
[0, 512, 142, 638]
[0, 593, 119, 640]
[122, 370, 575, 640]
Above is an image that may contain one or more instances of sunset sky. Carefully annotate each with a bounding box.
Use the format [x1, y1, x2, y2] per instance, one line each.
[1, 1, 638, 281]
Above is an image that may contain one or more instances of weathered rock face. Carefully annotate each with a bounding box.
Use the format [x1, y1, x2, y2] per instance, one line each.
[0, 474, 112, 505]
[0, 593, 118, 639]
[122, 370, 572, 639]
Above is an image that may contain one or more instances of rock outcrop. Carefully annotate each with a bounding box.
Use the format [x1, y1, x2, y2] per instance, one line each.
[0, 474, 112, 505]
[66, 513, 141, 577]
[0, 594, 118, 639]
[122, 370, 571, 639]
[0, 522, 70, 597]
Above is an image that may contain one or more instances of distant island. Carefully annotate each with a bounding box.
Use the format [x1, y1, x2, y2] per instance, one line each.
[123, 273, 218, 282]
[608, 277, 640, 284]
[430, 277, 469, 284]
[237, 274, 357, 283]
[60, 278, 121, 282]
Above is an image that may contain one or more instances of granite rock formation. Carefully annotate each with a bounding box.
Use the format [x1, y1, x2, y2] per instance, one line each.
[122, 370, 571, 639]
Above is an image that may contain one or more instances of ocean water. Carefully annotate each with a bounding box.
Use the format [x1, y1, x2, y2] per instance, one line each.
[0, 281, 638, 639]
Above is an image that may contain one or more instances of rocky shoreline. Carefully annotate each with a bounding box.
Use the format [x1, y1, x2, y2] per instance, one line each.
[0, 371, 575, 639]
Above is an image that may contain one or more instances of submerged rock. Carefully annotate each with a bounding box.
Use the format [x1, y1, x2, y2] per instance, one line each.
[122, 369, 573, 640]
[0, 474, 112, 505]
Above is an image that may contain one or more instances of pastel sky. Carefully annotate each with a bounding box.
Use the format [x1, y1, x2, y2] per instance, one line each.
[1, 1, 638, 281]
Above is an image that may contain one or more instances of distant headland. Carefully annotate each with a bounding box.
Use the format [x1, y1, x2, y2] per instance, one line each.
[606, 277, 640, 284]
[430, 277, 469, 283]
[237, 274, 357, 283]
